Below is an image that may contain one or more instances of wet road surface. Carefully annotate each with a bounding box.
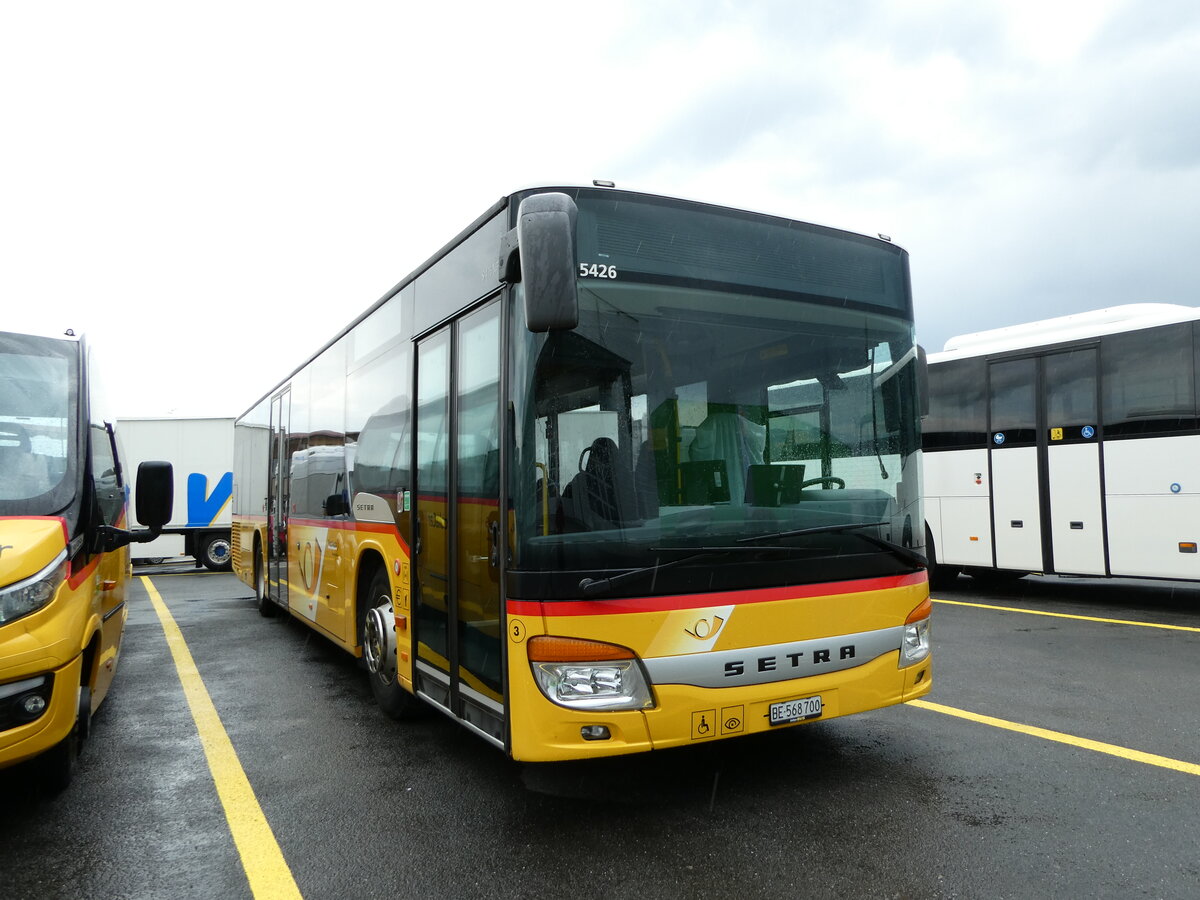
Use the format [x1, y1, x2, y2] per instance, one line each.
[1, 568, 1198, 899]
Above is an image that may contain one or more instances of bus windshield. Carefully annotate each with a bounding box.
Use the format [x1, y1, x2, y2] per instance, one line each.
[510, 280, 922, 599]
[0, 332, 79, 516]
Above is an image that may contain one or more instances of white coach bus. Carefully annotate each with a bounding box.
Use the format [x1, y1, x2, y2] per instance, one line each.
[923, 303, 1200, 588]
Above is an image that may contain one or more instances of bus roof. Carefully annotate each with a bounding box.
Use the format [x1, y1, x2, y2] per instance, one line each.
[931, 303, 1200, 362]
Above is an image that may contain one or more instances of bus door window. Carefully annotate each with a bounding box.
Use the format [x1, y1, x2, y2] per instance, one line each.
[415, 331, 451, 681]
[268, 388, 291, 608]
[454, 303, 502, 702]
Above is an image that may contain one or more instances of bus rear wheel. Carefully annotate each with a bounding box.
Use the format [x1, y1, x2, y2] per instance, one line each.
[361, 568, 421, 720]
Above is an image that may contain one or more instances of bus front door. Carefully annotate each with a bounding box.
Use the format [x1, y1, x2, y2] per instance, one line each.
[988, 348, 1105, 575]
[413, 299, 504, 746]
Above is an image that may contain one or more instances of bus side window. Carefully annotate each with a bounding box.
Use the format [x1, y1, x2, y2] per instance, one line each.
[91, 423, 125, 526]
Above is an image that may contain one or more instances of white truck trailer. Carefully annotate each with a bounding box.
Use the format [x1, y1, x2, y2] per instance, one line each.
[117, 416, 234, 570]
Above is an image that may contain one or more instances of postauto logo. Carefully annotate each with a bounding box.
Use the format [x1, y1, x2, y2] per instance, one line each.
[186, 472, 233, 527]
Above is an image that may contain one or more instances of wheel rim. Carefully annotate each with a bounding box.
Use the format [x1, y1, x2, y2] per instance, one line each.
[363, 603, 397, 684]
[207, 539, 231, 565]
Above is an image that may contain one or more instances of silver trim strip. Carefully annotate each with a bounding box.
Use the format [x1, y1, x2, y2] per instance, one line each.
[0, 676, 47, 701]
[459, 682, 503, 715]
[642, 625, 905, 689]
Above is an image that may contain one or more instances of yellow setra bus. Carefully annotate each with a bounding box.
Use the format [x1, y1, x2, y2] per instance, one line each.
[231, 185, 932, 761]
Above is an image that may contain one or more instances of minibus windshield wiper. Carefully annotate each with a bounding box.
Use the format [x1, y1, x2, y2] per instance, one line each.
[738, 521, 928, 570]
[577, 545, 800, 597]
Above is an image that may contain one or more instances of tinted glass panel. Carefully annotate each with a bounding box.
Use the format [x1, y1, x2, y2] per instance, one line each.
[1102, 323, 1197, 436]
[0, 332, 79, 516]
[923, 358, 987, 449]
[568, 190, 911, 313]
[989, 358, 1037, 446]
[1045, 348, 1097, 441]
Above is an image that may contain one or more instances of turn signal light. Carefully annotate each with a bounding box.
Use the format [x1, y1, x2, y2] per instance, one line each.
[527, 636, 636, 662]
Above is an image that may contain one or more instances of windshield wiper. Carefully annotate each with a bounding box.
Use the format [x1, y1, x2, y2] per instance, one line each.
[737, 521, 927, 570]
[578, 524, 926, 598]
[578, 545, 800, 597]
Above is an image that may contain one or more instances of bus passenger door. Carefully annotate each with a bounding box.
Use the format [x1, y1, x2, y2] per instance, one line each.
[268, 388, 291, 609]
[1043, 347, 1105, 575]
[413, 300, 504, 746]
[989, 357, 1044, 572]
[988, 350, 1106, 576]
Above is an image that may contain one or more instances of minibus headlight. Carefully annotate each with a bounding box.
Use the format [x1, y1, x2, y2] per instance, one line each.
[899, 597, 932, 668]
[0, 551, 68, 625]
[528, 636, 655, 711]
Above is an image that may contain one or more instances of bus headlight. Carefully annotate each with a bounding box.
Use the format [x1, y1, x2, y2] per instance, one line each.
[0, 551, 68, 626]
[528, 636, 655, 711]
[899, 598, 932, 668]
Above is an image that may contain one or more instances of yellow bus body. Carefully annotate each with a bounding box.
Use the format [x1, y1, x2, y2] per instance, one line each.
[0, 516, 129, 769]
[506, 573, 931, 761]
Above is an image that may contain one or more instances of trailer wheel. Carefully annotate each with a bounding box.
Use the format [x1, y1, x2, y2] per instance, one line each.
[199, 533, 232, 571]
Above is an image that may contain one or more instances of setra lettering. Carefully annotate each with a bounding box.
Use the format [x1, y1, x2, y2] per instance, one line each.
[723, 644, 858, 678]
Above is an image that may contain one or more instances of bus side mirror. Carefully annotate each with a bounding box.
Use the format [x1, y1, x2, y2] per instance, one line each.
[136, 460, 174, 533]
[323, 493, 348, 517]
[917, 345, 930, 418]
[500, 192, 579, 333]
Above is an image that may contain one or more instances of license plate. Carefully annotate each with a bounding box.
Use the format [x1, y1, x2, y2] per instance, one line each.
[769, 695, 823, 725]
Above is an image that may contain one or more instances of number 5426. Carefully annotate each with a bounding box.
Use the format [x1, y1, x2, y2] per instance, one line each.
[579, 263, 617, 279]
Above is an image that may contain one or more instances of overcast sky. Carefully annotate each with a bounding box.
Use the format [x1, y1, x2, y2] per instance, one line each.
[3, 0, 1198, 417]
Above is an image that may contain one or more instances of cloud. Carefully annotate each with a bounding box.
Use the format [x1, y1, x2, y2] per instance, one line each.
[2, 0, 1199, 409]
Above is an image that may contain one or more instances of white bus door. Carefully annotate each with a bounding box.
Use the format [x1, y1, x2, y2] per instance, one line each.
[1042, 347, 1106, 575]
[988, 349, 1106, 575]
[413, 299, 505, 746]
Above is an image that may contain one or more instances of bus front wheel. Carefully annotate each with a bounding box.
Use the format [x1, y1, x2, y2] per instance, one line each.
[40, 686, 90, 794]
[255, 548, 275, 617]
[361, 568, 421, 721]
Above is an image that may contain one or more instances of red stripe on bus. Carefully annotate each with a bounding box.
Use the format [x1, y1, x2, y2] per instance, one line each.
[67, 554, 99, 590]
[0, 514, 70, 546]
[506, 572, 927, 617]
[284, 517, 411, 553]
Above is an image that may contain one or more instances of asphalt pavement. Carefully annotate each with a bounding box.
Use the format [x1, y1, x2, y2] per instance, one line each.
[1, 569, 1197, 899]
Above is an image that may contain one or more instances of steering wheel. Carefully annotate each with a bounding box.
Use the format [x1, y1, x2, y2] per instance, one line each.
[799, 476, 845, 490]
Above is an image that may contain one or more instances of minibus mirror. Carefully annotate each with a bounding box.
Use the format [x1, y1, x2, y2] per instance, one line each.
[135, 460, 174, 532]
[323, 492, 348, 517]
[513, 192, 579, 333]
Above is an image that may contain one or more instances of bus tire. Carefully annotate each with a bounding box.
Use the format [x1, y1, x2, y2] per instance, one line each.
[925, 525, 961, 590]
[41, 686, 89, 794]
[199, 533, 233, 572]
[361, 567, 421, 720]
[966, 567, 1027, 584]
[255, 548, 275, 617]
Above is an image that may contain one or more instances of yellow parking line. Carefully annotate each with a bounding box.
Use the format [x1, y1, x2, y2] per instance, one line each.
[911, 699, 1200, 777]
[142, 577, 303, 899]
[931, 597, 1200, 633]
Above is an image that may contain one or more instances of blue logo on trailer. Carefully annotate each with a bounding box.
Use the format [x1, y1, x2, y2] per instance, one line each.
[1171, 483, 1182, 494]
[187, 472, 233, 527]
[1082, 425, 1095, 439]
[993, 433, 1006, 445]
